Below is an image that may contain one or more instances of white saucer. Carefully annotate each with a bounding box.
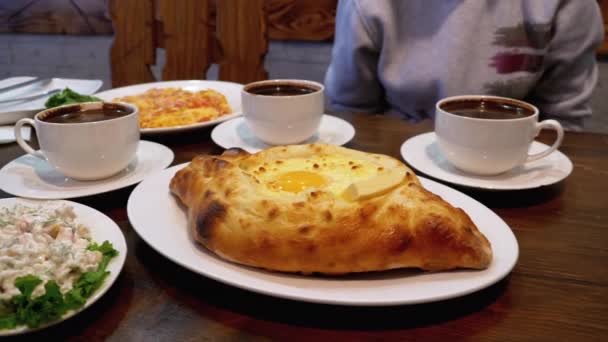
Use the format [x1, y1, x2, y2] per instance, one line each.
[211, 115, 356, 153]
[0, 140, 174, 199]
[400, 132, 573, 190]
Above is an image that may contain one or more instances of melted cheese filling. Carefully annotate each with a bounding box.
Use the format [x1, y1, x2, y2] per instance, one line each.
[249, 156, 380, 196]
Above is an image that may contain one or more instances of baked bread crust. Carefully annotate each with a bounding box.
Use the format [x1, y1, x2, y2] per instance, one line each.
[170, 144, 492, 274]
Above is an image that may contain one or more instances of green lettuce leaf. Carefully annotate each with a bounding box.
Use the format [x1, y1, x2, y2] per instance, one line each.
[0, 241, 118, 330]
[14, 275, 42, 298]
[44, 88, 102, 108]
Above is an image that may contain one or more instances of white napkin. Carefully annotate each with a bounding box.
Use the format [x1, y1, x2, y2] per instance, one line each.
[0, 125, 31, 144]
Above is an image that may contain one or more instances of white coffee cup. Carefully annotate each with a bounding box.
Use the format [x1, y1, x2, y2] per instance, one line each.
[435, 95, 564, 175]
[14, 101, 140, 180]
[242, 79, 324, 145]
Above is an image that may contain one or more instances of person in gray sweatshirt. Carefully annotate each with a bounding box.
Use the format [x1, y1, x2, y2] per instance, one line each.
[324, 0, 604, 130]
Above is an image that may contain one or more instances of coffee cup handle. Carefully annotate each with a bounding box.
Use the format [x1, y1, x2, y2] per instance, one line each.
[14, 118, 45, 160]
[526, 119, 564, 163]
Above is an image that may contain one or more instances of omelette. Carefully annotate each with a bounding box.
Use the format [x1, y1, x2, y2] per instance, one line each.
[170, 144, 492, 274]
[114, 88, 231, 129]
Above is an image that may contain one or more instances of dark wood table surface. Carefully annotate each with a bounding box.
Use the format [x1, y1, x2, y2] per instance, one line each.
[2, 112, 607, 341]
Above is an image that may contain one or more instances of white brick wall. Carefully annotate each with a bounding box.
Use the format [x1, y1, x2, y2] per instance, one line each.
[0, 47, 10, 65]
[0, 34, 332, 90]
[265, 41, 332, 83]
[1, 33, 606, 133]
[268, 41, 333, 65]
[0, 34, 113, 89]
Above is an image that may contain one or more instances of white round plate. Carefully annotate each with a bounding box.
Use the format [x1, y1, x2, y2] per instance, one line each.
[94, 80, 243, 134]
[0, 140, 174, 199]
[211, 115, 356, 153]
[0, 197, 127, 336]
[127, 163, 518, 306]
[0, 77, 103, 125]
[401, 132, 573, 191]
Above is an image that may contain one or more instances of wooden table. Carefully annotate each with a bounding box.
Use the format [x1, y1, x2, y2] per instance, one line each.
[2, 113, 607, 341]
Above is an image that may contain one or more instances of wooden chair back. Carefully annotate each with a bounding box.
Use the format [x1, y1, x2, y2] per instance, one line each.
[109, 0, 337, 87]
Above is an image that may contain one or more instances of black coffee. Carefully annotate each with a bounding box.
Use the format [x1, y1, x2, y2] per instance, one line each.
[42, 103, 133, 124]
[440, 99, 534, 119]
[246, 83, 319, 96]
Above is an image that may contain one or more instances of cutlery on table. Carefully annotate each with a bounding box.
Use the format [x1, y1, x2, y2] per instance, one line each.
[0, 78, 52, 96]
[0, 88, 61, 105]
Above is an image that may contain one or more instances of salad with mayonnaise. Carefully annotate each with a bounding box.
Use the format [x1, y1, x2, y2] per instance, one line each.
[0, 204, 117, 329]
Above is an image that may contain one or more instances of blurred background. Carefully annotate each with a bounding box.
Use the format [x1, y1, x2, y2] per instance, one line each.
[1, 0, 606, 132]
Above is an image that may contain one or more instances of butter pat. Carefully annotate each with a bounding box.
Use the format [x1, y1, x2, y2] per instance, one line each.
[342, 170, 405, 201]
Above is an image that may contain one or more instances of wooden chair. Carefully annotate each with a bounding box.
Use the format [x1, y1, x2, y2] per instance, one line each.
[109, 0, 337, 87]
[599, 0, 608, 55]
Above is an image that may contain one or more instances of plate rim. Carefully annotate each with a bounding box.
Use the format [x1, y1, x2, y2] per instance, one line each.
[94, 80, 244, 134]
[0, 197, 127, 336]
[0, 140, 174, 200]
[400, 132, 574, 191]
[211, 114, 356, 153]
[127, 163, 519, 306]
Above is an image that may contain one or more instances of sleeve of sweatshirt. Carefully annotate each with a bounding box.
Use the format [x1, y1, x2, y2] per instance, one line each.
[526, 0, 604, 131]
[324, 0, 386, 113]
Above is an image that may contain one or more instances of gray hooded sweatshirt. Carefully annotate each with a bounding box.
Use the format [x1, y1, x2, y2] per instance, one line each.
[324, 0, 604, 130]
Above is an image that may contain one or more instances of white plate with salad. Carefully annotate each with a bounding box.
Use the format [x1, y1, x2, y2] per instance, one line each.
[0, 77, 103, 125]
[0, 197, 127, 336]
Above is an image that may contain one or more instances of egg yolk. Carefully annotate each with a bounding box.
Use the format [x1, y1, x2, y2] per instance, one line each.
[273, 171, 326, 193]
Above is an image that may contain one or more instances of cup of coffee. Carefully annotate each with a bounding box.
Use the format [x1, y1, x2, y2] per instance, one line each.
[434, 95, 564, 175]
[242, 79, 324, 145]
[14, 101, 140, 180]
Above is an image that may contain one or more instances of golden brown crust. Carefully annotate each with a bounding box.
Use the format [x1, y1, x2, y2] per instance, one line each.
[169, 144, 492, 274]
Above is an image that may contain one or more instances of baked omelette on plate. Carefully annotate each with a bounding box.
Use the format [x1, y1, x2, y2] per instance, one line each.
[113, 88, 231, 129]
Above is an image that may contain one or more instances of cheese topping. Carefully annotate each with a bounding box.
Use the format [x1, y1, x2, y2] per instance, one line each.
[342, 170, 405, 201]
